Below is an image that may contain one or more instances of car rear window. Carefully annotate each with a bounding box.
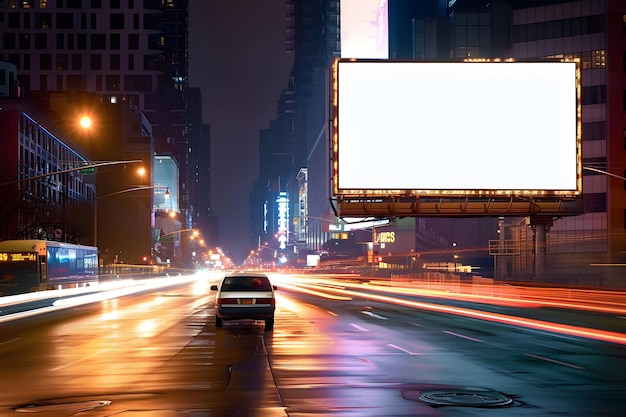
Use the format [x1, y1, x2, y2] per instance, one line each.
[221, 276, 272, 291]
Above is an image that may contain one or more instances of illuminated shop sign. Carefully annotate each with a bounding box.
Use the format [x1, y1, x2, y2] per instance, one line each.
[0, 252, 37, 262]
[276, 192, 290, 250]
[340, 0, 389, 59]
[377, 231, 396, 244]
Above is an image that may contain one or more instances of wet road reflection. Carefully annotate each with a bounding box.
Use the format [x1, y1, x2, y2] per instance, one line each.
[267, 274, 626, 416]
[0, 275, 282, 416]
[0, 272, 624, 416]
[270, 273, 626, 345]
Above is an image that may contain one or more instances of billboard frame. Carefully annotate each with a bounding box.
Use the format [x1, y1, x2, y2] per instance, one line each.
[331, 58, 583, 218]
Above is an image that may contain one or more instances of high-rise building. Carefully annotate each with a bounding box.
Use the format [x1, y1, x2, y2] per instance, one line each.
[260, 0, 626, 285]
[0, 97, 96, 243]
[503, 0, 625, 285]
[248, 0, 338, 260]
[0, 0, 211, 265]
[446, 0, 626, 284]
[186, 87, 217, 250]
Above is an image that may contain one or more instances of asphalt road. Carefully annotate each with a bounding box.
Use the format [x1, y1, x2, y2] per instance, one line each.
[0, 274, 624, 416]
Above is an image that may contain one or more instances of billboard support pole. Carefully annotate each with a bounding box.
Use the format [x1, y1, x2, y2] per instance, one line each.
[531, 217, 553, 280]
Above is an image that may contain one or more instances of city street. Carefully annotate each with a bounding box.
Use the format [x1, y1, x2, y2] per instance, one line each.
[0, 273, 624, 416]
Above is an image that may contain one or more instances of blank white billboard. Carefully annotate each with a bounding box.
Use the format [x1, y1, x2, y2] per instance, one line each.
[333, 60, 580, 196]
[340, 0, 388, 59]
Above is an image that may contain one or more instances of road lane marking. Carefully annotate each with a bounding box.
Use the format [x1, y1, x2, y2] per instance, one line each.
[525, 353, 586, 370]
[0, 338, 20, 346]
[361, 311, 388, 320]
[444, 330, 484, 343]
[50, 349, 108, 372]
[388, 343, 420, 355]
[326, 310, 338, 316]
[291, 283, 626, 345]
[350, 323, 370, 332]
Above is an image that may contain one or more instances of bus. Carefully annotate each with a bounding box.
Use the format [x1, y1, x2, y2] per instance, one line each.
[0, 240, 99, 296]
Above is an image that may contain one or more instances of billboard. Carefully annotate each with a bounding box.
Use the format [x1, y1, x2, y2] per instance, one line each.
[332, 59, 581, 200]
[340, 0, 388, 59]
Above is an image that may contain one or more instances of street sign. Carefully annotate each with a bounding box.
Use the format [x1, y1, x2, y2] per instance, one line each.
[78, 167, 96, 175]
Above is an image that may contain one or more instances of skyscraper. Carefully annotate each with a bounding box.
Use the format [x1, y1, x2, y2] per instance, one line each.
[0, 0, 189, 201]
[0, 0, 212, 265]
[256, 0, 626, 284]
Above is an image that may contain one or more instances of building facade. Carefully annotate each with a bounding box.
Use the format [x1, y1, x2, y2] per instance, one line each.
[503, 0, 626, 285]
[253, 0, 626, 285]
[0, 60, 17, 96]
[0, 97, 96, 244]
[0, 0, 213, 265]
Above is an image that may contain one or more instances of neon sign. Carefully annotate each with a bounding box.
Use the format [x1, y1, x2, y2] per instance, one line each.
[276, 192, 289, 250]
[0, 253, 37, 262]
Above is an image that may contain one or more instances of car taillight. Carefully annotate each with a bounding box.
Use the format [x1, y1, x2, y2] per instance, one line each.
[217, 298, 238, 305]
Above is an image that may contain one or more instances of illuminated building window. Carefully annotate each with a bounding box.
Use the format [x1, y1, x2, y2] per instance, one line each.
[592, 50, 605, 68]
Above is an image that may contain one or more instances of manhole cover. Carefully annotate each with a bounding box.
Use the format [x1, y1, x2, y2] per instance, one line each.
[15, 400, 111, 413]
[419, 388, 513, 407]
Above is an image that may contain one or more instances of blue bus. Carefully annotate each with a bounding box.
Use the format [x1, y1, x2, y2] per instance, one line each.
[0, 240, 99, 296]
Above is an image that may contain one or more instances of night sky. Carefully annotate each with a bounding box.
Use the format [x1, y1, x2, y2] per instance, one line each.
[188, 1, 294, 262]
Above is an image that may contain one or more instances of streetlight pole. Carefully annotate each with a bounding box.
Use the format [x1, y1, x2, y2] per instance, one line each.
[159, 228, 198, 239]
[583, 166, 626, 181]
[157, 228, 199, 266]
[94, 186, 164, 247]
[1, 160, 143, 244]
[0, 159, 143, 187]
[1, 104, 150, 244]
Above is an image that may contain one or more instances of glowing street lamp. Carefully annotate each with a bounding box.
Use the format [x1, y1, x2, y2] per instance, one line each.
[1, 111, 98, 241]
[79, 115, 92, 129]
[1, 102, 156, 249]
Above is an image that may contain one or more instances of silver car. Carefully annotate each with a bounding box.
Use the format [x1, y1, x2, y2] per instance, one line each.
[210, 272, 276, 330]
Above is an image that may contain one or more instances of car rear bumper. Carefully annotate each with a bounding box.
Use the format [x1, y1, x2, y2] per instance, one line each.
[216, 305, 275, 320]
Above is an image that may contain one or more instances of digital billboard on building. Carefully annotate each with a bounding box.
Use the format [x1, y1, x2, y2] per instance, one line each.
[340, 0, 389, 59]
[331, 59, 582, 217]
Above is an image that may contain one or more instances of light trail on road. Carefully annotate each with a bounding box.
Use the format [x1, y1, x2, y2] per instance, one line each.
[0, 275, 203, 323]
[271, 274, 626, 346]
